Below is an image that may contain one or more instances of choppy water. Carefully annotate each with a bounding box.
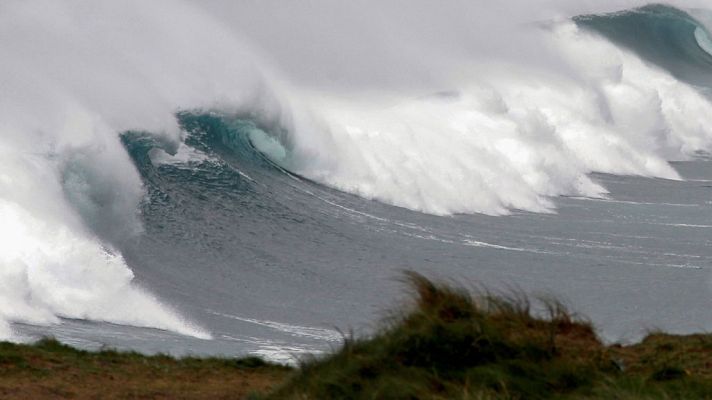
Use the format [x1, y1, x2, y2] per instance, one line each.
[15, 116, 712, 362]
[5, 2, 712, 362]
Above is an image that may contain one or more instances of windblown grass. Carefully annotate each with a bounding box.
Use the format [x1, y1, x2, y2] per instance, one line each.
[264, 272, 712, 399]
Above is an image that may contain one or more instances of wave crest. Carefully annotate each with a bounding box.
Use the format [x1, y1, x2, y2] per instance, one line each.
[274, 20, 712, 215]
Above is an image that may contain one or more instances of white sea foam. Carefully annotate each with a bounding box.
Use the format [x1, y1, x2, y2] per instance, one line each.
[209, 310, 342, 342]
[149, 143, 214, 166]
[0, 199, 211, 339]
[659, 223, 712, 228]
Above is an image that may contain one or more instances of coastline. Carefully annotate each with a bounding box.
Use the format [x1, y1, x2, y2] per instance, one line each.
[3, 273, 712, 399]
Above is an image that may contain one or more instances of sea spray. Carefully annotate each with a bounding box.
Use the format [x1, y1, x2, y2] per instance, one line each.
[0, 0, 275, 340]
[277, 21, 712, 215]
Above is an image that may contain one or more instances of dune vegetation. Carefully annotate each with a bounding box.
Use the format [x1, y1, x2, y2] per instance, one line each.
[265, 272, 712, 399]
[3, 272, 712, 399]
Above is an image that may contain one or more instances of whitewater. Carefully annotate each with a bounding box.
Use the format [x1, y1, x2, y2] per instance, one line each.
[3, 0, 712, 360]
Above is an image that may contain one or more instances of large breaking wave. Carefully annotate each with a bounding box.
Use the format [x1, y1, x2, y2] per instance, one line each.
[281, 5, 712, 215]
[2, 0, 712, 342]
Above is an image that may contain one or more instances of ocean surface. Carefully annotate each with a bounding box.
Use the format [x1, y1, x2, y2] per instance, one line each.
[3, 2, 712, 363]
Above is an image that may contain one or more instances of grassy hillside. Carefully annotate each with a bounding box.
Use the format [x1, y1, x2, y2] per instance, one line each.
[3, 273, 712, 399]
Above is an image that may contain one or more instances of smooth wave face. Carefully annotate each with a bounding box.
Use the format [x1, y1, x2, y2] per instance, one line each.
[575, 4, 712, 89]
[3, 1, 712, 359]
[695, 27, 712, 57]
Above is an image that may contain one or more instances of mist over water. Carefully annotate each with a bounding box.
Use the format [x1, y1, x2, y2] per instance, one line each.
[0, 0, 267, 340]
[2, 0, 712, 357]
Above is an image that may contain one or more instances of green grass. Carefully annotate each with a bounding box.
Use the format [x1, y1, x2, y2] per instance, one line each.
[262, 272, 712, 399]
[0, 337, 291, 399]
